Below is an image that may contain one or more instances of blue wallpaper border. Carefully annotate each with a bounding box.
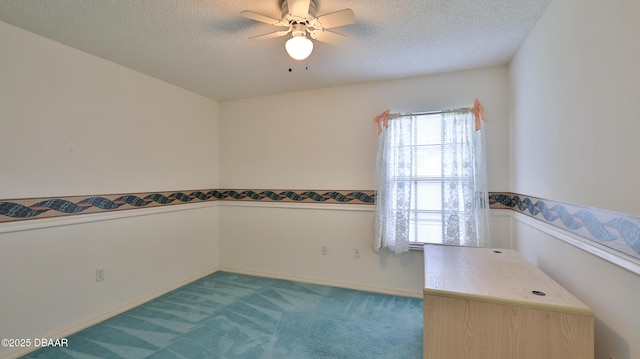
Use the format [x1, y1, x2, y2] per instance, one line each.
[0, 189, 375, 223]
[489, 192, 640, 261]
[2, 190, 638, 261]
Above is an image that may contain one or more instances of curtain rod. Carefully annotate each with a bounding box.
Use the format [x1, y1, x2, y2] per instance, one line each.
[387, 106, 473, 119]
[375, 99, 484, 134]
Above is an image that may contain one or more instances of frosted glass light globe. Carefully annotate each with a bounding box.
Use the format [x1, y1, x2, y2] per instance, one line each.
[285, 36, 314, 61]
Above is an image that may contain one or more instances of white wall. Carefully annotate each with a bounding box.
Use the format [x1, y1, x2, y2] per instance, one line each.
[509, 0, 640, 357]
[509, 0, 640, 215]
[0, 23, 219, 198]
[219, 66, 511, 296]
[0, 21, 220, 358]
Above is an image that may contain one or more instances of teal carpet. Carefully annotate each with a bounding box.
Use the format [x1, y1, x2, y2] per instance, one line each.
[22, 272, 423, 359]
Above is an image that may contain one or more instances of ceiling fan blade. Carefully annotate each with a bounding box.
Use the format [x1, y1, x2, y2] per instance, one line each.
[287, 0, 311, 19]
[316, 9, 356, 29]
[310, 30, 347, 46]
[240, 10, 282, 26]
[249, 29, 291, 40]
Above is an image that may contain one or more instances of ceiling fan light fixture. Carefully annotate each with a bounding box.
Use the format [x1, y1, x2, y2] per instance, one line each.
[285, 34, 313, 61]
[242, 0, 355, 61]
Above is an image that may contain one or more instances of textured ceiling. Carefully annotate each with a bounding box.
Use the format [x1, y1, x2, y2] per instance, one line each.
[0, 0, 551, 101]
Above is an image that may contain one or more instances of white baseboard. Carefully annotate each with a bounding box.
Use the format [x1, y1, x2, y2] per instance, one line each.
[1, 267, 219, 359]
[218, 266, 423, 299]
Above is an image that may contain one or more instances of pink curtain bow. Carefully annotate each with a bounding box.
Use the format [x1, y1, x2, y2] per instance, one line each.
[374, 109, 390, 135]
[471, 99, 484, 131]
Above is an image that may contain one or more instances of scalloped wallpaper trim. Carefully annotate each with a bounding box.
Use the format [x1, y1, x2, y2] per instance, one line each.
[1, 190, 638, 261]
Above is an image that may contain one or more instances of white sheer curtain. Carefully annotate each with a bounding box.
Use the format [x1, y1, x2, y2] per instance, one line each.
[374, 108, 490, 253]
[374, 115, 415, 254]
[441, 110, 490, 247]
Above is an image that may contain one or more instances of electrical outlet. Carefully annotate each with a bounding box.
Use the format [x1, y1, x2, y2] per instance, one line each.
[353, 248, 360, 258]
[96, 268, 105, 282]
[322, 245, 328, 255]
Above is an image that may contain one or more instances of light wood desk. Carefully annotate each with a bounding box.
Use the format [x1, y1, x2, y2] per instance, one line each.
[423, 244, 594, 359]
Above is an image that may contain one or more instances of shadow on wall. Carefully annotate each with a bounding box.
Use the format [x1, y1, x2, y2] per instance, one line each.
[377, 246, 419, 267]
[595, 317, 630, 359]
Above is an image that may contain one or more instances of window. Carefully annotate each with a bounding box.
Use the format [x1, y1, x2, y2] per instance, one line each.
[374, 108, 489, 253]
[407, 113, 445, 246]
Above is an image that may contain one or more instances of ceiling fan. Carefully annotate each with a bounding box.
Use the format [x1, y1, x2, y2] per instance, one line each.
[240, 0, 356, 61]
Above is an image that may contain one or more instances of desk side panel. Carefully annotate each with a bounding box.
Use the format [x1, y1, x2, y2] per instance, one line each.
[423, 294, 594, 359]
